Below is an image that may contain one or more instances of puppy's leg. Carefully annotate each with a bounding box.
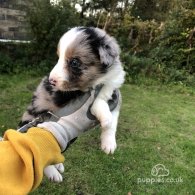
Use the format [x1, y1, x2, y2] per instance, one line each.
[44, 163, 64, 183]
[91, 99, 113, 130]
[91, 86, 121, 154]
[91, 86, 114, 129]
[91, 87, 121, 154]
[100, 107, 120, 154]
[91, 99, 119, 154]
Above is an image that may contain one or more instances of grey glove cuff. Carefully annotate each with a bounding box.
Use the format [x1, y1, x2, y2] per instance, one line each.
[38, 122, 68, 151]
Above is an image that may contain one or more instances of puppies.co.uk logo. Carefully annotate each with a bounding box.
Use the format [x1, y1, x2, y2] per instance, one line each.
[137, 164, 183, 184]
[151, 164, 169, 177]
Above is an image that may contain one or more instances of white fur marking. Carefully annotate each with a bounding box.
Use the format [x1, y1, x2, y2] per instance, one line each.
[49, 28, 82, 85]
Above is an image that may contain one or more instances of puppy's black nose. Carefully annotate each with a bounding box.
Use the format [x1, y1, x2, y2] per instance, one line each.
[49, 78, 57, 86]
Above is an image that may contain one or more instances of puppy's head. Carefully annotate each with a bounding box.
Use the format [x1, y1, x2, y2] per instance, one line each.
[49, 27, 120, 91]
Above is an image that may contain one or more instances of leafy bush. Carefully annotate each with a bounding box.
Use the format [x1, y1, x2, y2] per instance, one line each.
[0, 42, 30, 73]
[0, 53, 14, 74]
[150, 8, 195, 75]
[121, 52, 155, 82]
[0, 42, 52, 74]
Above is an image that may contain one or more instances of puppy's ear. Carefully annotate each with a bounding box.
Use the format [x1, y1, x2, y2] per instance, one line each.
[99, 36, 120, 68]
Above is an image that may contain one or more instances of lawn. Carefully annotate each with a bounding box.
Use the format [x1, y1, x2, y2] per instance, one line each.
[0, 73, 195, 194]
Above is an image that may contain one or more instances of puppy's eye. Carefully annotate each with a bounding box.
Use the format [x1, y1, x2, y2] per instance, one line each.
[69, 58, 81, 68]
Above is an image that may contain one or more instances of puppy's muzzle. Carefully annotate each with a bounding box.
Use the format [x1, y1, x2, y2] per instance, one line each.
[49, 78, 57, 86]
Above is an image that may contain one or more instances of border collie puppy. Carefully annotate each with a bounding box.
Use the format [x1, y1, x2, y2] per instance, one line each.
[20, 27, 125, 154]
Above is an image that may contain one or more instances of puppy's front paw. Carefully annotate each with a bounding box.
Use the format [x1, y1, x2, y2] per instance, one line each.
[101, 133, 117, 154]
[44, 165, 63, 183]
[54, 163, 64, 173]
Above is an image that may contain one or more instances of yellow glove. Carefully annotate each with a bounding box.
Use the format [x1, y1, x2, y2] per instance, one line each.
[0, 127, 64, 194]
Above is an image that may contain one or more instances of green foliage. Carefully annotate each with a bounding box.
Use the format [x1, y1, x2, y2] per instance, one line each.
[0, 42, 55, 74]
[116, 19, 160, 53]
[149, 7, 195, 84]
[0, 53, 14, 74]
[131, 0, 172, 21]
[0, 42, 31, 74]
[121, 53, 155, 82]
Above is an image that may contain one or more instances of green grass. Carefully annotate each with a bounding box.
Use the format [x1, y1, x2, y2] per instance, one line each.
[0, 73, 195, 195]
